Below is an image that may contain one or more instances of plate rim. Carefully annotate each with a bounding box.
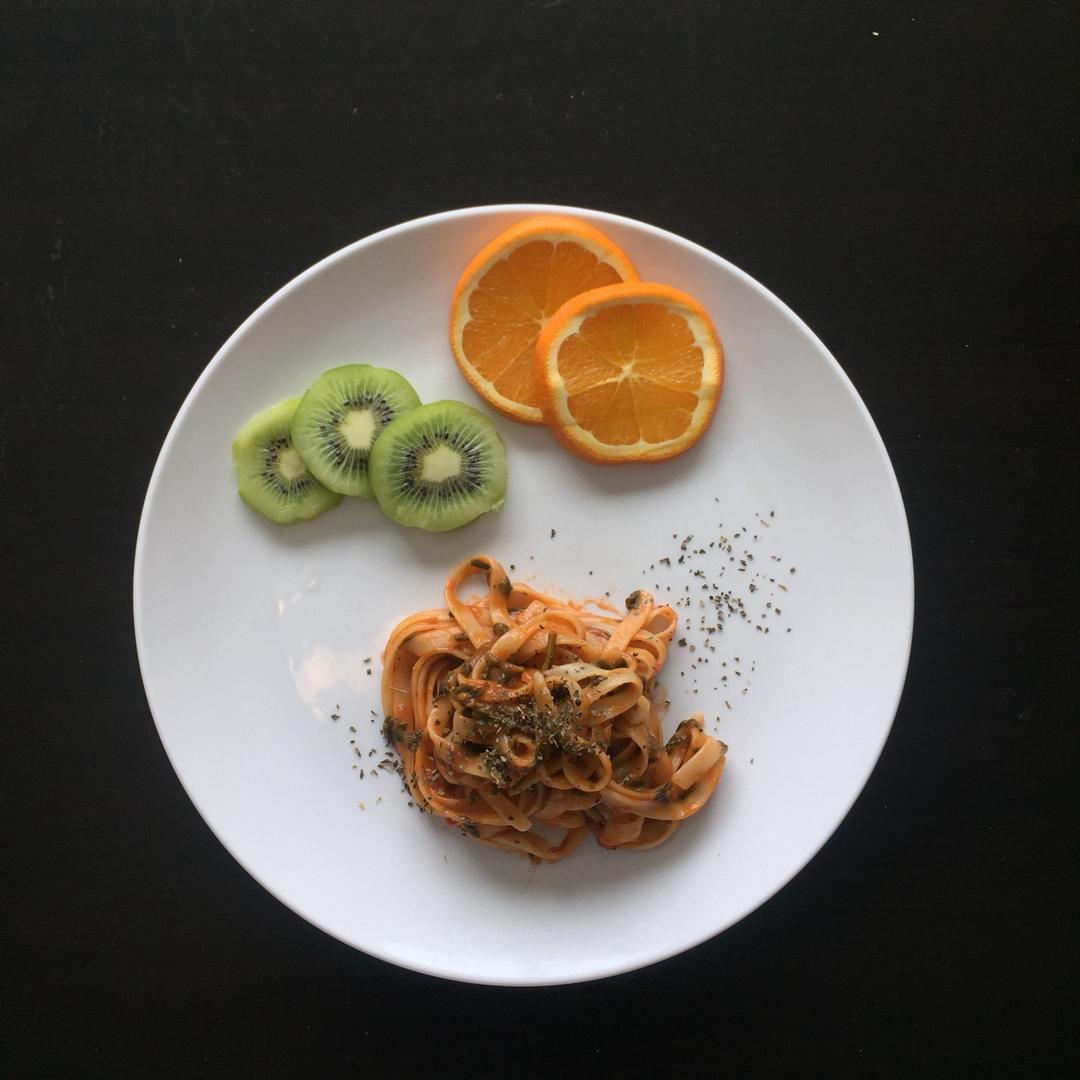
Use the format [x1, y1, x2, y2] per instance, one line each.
[133, 202, 915, 986]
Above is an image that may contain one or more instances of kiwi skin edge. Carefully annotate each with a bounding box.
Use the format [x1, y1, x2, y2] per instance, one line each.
[231, 396, 344, 525]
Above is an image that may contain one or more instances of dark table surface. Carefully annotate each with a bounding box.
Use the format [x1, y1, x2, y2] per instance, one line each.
[3, 2, 1077, 1076]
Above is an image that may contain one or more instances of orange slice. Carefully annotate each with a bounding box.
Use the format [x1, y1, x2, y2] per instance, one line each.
[449, 215, 639, 424]
[535, 282, 723, 463]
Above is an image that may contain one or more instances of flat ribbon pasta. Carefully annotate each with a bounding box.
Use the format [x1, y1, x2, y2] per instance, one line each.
[381, 556, 727, 862]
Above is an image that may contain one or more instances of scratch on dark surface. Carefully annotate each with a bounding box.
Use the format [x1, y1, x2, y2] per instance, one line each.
[233, 106, 258, 167]
[37, 283, 65, 337]
[95, 102, 114, 181]
[0, 407, 7, 487]
[19, 395, 38, 431]
[172, 0, 219, 64]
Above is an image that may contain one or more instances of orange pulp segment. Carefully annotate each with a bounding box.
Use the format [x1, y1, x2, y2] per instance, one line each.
[535, 282, 723, 463]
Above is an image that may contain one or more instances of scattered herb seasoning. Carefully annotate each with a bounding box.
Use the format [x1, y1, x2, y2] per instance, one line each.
[382, 717, 405, 745]
[366, 514, 795, 819]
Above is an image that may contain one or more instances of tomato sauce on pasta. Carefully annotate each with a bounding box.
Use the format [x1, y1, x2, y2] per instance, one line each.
[381, 555, 726, 862]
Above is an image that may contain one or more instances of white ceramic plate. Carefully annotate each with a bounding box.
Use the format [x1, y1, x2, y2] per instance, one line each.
[134, 204, 913, 985]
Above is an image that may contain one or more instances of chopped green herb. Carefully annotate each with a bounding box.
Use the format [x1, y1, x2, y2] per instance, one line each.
[542, 631, 557, 670]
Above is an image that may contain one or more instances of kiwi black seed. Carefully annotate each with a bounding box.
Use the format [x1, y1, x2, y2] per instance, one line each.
[232, 397, 344, 524]
[290, 365, 421, 498]
[368, 400, 507, 531]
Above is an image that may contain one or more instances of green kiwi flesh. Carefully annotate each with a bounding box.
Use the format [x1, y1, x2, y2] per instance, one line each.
[368, 400, 506, 531]
[232, 397, 344, 524]
[290, 365, 421, 497]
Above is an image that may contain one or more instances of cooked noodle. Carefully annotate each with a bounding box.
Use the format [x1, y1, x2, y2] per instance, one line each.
[380, 555, 727, 862]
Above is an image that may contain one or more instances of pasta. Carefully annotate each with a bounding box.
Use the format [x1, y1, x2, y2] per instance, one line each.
[380, 555, 727, 862]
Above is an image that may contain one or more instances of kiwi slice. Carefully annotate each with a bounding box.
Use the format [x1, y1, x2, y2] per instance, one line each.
[290, 365, 421, 498]
[368, 400, 507, 531]
[232, 397, 344, 524]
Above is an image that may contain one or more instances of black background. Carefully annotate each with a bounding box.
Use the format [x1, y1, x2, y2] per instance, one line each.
[3, 2, 1077, 1076]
